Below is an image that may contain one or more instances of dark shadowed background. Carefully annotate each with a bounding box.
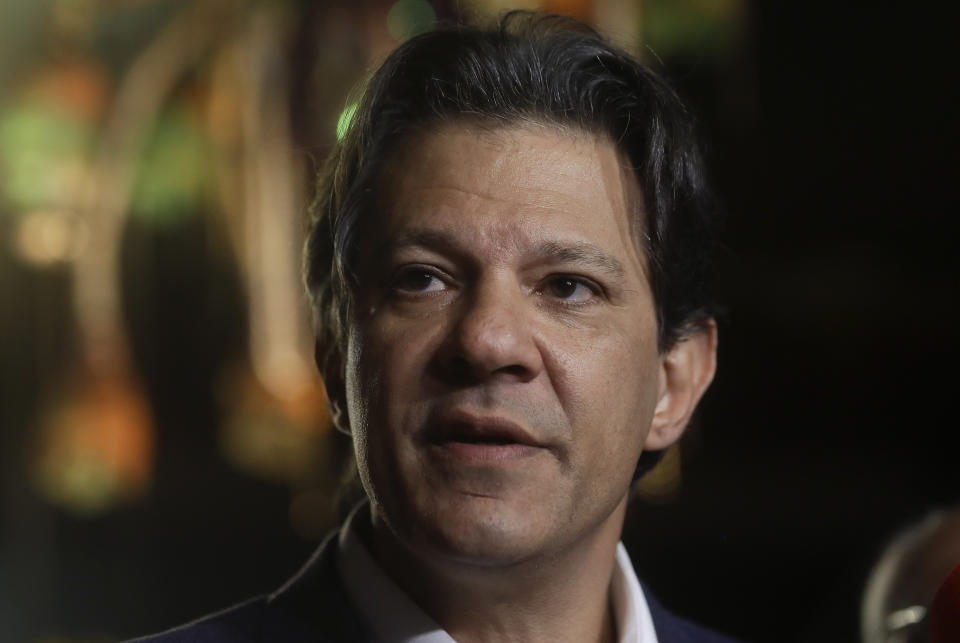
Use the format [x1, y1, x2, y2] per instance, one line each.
[0, 1, 956, 641]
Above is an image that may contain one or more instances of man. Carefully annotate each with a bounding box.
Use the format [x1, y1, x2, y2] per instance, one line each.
[137, 11, 736, 643]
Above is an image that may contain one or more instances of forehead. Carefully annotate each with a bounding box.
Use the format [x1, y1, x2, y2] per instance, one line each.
[374, 122, 647, 268]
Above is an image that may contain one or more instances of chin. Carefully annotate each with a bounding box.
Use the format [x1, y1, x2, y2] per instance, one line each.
[395, 491, 554, 569]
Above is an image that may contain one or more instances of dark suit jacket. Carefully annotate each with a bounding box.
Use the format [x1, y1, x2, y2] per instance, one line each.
[131, 531, 739, 643]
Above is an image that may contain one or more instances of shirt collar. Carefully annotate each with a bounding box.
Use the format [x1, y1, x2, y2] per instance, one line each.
[612, 541, 659, 643]
[336, 503, 658, 643]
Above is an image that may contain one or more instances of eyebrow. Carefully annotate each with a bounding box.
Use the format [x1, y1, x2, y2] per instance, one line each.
[377, 229, 467, 261]
[379, 229, 626, 279]
[535, 240, 626, 279]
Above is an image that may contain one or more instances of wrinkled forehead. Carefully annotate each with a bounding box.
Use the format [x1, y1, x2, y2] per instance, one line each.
[369, 119, 649, 259]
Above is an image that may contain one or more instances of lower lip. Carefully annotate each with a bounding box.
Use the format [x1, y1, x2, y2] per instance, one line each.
[431, 441, 542, 462]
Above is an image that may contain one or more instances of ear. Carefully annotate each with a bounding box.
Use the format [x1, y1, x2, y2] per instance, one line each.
[644, 319, 718, 451]
[316, 340, 351, 435]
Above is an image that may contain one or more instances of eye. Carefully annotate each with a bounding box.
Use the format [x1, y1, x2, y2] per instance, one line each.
[540, 275, 600, 304]
[391, 266, 448, 294]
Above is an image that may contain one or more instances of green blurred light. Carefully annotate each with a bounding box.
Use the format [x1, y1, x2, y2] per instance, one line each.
[336, 102, 357, 141]
[643, 0, 742, 56]
[386, 0, 436, 42]
[130, 108, 211, 226]
[0, 102, 92, 212]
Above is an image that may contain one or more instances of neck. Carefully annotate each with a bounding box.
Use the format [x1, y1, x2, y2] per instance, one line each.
[365, 496, 628, 643]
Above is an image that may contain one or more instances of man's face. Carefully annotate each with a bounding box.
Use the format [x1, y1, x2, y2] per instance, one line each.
[343, 123, 665, 566]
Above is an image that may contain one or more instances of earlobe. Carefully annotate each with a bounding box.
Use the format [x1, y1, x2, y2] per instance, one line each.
[316, 340, 351, 435]
[644, 320, 718, 451]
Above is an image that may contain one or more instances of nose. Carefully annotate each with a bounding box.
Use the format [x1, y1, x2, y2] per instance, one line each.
[435, 276, 543, 385]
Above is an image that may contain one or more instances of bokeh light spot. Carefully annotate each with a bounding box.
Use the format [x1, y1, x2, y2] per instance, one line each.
[386, 0, 436, 42]
[0, 102, 92, 212]
[32, 372, 155, 517]
[130, 108, 211, 226]
[14, 208, 88, 266]
[634, 444, 683, 502]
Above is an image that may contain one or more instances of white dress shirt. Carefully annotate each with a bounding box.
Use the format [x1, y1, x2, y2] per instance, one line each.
[336, 504, 659, 643]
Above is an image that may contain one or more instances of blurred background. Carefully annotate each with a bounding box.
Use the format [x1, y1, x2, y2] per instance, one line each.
[0, 0, 956, 641]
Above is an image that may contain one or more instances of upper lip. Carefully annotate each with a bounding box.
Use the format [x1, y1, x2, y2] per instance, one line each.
[424, 409, 544, 447]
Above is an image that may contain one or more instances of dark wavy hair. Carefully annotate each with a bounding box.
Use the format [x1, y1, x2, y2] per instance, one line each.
[304, 11, 721, 479]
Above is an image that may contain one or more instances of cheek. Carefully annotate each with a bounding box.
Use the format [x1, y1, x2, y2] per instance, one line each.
[346, 329, 406, 507]
[560, 316, 659, 393]
[551, 324, 661, 456]
[345, 315, 441, 446]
